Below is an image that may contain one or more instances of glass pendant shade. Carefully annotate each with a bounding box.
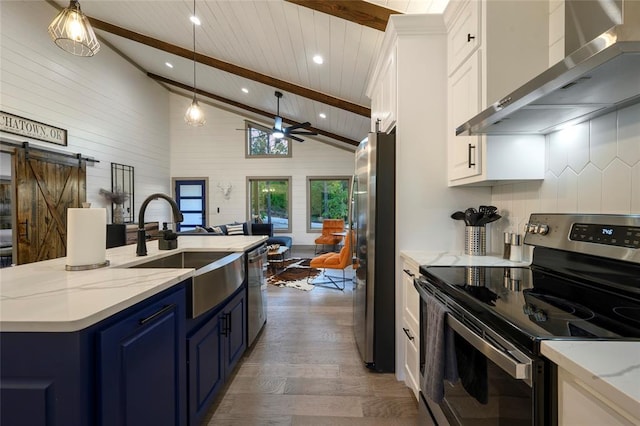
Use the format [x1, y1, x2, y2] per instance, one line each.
[48, 0, 100, 57]
[185, 97, 206, 126]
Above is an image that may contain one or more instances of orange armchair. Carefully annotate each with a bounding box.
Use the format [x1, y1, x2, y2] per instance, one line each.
[308, 231, 353, 290]
[314, 219, 345, 253]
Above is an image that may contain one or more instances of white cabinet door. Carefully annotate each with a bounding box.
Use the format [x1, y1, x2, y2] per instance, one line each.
[401, 258, 420, 400]
[380, 47, 397, 133]
[558, 367, 639, 426]
[447, 0, 480, 75]
[369, 46, 397, 134]
[370, 85, 382, 132]
[448, 49, 481, 181]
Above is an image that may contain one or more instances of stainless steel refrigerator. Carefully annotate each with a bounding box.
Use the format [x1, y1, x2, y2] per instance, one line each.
[351, 131, 395, 372]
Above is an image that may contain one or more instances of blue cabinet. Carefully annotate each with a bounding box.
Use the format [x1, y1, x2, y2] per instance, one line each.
[0, 284, 187, 426]
[187, 287, 246, 426]
[99, 288, 187, 426]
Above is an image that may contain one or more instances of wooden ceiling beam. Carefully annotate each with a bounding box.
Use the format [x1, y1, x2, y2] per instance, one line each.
[89, 18, 370, 118]
[284, 0, 399, 31]
[148, 73, 360, 147]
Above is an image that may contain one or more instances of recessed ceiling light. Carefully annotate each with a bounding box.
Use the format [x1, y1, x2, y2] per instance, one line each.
[190, 16, 201, 25]
[165, 62, 174, 68]
[241, 88, 249, 93]
[312, 55, 324, 65]
[319, 113, 326, 119]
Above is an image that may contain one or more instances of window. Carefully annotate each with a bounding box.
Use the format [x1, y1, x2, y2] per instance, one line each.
[245, 121, 291, 158]
[307, 176, 351, 232]
[173, 179, 207, 232]
[248, 177, 291, 232]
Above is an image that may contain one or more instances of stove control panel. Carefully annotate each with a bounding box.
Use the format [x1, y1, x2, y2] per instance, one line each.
[570, 223, 640, 249]
[524, 214, 640, 265]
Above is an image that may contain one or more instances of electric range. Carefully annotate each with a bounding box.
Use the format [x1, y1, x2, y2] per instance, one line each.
[415, 213, 640, 426]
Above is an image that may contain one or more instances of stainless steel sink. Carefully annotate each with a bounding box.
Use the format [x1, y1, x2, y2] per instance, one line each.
[127, 251, 245, 318]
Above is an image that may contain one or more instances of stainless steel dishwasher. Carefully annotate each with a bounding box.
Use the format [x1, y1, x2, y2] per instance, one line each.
[247, 243, 267, 346]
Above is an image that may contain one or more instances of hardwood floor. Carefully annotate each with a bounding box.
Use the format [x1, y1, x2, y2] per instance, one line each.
[202, 254, 419, 425]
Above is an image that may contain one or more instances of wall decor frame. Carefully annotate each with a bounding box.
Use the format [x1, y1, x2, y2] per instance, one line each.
[111, 163, 134, 223]
[0, 111, 67, 146]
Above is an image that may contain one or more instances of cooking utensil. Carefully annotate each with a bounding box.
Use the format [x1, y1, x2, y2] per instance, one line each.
[483, 213, 502, 224]
[471, 212, 484, 226]
[464, 208, 477, 226]
[479, 205, 498, 215]
[451, 211, 466, 221]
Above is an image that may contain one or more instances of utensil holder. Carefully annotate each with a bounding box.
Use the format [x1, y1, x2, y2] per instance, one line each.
[465, 226, 486, 256]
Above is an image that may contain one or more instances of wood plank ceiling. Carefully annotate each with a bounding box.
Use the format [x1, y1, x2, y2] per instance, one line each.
[47, 0, 448, 149]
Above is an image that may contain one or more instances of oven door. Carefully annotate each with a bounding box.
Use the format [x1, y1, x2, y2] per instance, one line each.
[415, 278, 549, 426]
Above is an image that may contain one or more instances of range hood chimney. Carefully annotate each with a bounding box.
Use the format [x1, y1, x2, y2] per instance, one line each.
[457, 0, 640, 136]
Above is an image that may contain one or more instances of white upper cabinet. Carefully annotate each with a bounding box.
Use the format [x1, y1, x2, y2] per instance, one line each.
[447, 0, 480, 75]
[369, 46, 397, 133]
[448, 49, 482, 180]
[445, 0, 549, 186]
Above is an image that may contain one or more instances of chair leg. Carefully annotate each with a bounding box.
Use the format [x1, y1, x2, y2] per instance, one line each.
[308, 268, 348, 291]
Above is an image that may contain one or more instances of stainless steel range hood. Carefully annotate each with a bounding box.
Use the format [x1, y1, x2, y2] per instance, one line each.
[457, 0, 640, 136]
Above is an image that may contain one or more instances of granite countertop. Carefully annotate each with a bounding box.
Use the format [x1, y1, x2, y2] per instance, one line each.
[0, 235, 267, 333]
[400, 250, 530, 267]
[541, 341, 640, 419]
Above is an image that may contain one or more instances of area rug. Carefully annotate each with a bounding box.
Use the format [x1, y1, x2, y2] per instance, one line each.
[267, 258, 320, 291]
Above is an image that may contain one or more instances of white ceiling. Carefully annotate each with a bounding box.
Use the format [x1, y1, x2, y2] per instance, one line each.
[48, 0, 448, 149]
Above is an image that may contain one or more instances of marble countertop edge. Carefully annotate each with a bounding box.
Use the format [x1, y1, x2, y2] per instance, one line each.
[541, 341, 640, 418]
[400, 250, 530, 267]
[0, 236, 267, 332]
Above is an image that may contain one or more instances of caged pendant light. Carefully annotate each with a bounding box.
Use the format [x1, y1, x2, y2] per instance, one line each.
[48, 0, 100, 57]
[184, 0, 206, 126]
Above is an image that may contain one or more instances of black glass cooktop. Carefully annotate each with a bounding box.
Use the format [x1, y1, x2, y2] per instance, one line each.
[419, 265, 640, 351]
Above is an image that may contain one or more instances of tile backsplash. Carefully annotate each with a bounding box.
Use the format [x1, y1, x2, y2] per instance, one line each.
[489, 103, 640, 255]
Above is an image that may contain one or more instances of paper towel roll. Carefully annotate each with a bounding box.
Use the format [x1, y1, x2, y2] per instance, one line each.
[66, 208, 107, 268]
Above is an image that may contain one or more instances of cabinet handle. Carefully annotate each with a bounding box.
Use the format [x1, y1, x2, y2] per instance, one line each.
[220, 313, 228, 337]
[468, 143, 476, 168]
[467, 33, 475, 42]
[402, 327, 414, 341]
[139, 304, 175, 325]
[403, 269, 415, 278]
[220, 313, 232, 336]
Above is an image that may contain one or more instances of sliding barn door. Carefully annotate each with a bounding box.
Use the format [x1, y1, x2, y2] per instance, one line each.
[13, 146, 86, 265]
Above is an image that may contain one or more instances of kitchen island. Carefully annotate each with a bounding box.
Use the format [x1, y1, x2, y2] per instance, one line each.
[0, 235, 267, 426]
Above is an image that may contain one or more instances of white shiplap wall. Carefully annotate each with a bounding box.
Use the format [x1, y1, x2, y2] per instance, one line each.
[168, 93, 355, 245]
[0, 1, 172, 223]
[488, 1, 640, 255]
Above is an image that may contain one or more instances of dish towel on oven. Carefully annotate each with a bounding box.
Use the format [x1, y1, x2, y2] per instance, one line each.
[421, 292, 458, 403]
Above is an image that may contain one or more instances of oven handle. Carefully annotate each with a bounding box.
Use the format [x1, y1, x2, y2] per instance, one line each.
[414, 278, 533, 386]
[447, 314, 531, 382]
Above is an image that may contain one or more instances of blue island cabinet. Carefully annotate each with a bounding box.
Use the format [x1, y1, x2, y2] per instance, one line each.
[0, 284, 188, 426]
[98, 286, 187, 426]
[187, 287, 246, 426]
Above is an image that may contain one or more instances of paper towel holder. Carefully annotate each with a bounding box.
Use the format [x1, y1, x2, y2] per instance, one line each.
[65, 259, 110, 271]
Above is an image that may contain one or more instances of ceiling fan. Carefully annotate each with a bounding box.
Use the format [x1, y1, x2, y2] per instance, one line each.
[270, 91, 317, 142]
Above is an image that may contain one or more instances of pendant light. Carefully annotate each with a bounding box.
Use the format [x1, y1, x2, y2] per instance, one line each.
[48, 0, 100, 57]
[184, 0, 205, 126]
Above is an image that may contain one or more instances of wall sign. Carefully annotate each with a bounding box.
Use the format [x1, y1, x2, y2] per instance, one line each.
[0, 111, 67, 146]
